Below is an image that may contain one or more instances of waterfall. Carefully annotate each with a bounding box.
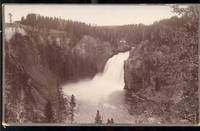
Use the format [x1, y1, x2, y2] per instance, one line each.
[62, 51, 132, 123]
[93, 51, 129, 87]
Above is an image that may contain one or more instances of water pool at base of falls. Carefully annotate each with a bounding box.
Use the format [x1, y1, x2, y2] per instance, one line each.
[62, 51, 136, 124]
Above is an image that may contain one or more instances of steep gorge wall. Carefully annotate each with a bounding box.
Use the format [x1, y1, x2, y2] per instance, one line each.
[124, 22, 198, 124]
[4, 26, 114, 123]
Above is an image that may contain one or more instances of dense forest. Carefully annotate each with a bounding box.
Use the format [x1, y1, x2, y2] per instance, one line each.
[4, 5, 199, 124]
[124, 5, 199, 124]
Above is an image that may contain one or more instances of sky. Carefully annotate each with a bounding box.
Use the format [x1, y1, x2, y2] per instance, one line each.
[3, 4, 181, 26]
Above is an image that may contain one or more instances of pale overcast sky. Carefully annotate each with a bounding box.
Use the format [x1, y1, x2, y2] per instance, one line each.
[3, 4, 179, 26]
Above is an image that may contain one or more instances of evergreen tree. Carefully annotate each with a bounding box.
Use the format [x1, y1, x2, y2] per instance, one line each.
[26, 14, 37, 27]
[106, 118, 111, 124]
[110, 118, 114, 124]
[69, 94, 76, 123]
[95, 110, 102, 124]
[9, 13, 13, 24]
[70, 94, 76, 108]
[20, 16, 25, 24]
[45, 101, 53, 123]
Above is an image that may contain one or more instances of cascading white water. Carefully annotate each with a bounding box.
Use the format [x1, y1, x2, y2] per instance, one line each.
[63, 51, 135, 123]
[98, 51, 129, 85]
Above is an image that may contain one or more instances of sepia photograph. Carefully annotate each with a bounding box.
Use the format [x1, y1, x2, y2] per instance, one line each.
[2, 4, 199, 126]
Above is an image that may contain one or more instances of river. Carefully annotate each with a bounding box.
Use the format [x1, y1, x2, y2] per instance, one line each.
[62, 51, 136, 124]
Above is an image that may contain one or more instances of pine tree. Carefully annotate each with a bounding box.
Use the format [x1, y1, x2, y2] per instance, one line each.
[45, 101, 53, 123]
[95, 110, 102, 124]
[70, 94, 76, 108]
[107, 118, 111, 124]
[69, 94, 76, 123]
[9, 13, 13, 24]
[110, 118, 114, 124]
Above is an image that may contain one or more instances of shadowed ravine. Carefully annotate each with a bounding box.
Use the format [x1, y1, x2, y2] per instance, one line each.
[62, 51, 136, 124]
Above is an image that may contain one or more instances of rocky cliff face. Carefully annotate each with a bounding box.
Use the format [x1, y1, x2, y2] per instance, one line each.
[4, 26, 114, 123]
[5, 29, 69, 123]
[45, 34, 114, 83]
[124, 25, 198, 124]
[72, 35, 113, 74]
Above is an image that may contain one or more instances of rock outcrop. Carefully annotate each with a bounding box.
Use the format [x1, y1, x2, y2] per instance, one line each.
[124, 27, 198, 124]
[123, 7, 199, 123]
[5, 30, 69, 123]
[72, 35, 113, 74]
[4, 26, 114, 123]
